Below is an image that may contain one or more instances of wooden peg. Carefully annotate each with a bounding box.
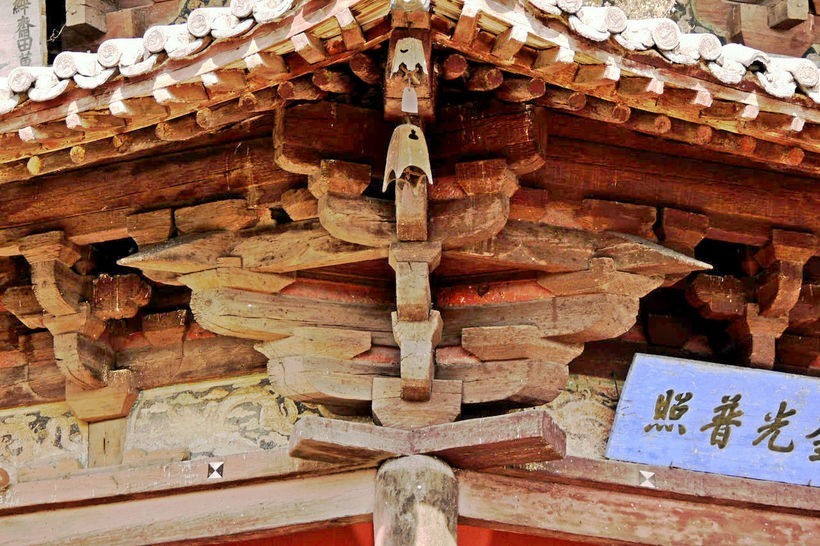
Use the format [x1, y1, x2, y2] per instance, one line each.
[574, 63, 620, 90]
[491, 26, 528, 60]
[495, 77, 546, 102]
[66, 111, 126, 132]
[349, 52, 381, 85]
[278, 78, 326, 101]
[440, 54, 468, 80]
[312, 68, 355, 94]
[336, 8, 365, 49]
[465, 65, 503, 91]
[292, 32, 327, 64]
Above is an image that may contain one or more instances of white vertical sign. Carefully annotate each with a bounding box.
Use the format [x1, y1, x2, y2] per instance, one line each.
[0, 0, 47, 77]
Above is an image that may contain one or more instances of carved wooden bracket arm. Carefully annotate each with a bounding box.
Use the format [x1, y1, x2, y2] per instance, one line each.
[8, 231, 151, 421]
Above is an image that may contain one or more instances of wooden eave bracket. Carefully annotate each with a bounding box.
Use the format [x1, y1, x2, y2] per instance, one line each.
[754, 229, 817, 318]
[685, 228, 815, 369]
[8, 231, 150, 425]
[289, 409, 565, 469]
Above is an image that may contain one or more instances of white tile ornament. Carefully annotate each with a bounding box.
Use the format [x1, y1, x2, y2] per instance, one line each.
[569, 6, 628, 43]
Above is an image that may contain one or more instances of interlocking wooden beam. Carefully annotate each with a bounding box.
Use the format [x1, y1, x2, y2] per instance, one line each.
[289, 410, 565, 468]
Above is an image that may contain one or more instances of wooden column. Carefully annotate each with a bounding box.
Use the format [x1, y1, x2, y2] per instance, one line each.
[374, 455, 457, 546]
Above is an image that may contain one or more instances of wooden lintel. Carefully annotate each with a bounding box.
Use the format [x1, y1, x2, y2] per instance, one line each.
[458, 467, 820, 545]
[0, 468, 377, 545]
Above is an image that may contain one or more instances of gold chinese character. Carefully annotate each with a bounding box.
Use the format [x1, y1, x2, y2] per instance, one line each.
[700, 394, 743, 449]
[752, 401, 796, 453]
[644, 389, 692, 435]
[806, 428, 820, 462]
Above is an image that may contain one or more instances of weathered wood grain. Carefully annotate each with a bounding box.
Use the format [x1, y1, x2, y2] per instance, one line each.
[190, 288, 394, 345]
[0, 469, 376, 546]
[432, 101, 548, 175]
[375, 456, 457, 546]
[458, 470, 820, 545]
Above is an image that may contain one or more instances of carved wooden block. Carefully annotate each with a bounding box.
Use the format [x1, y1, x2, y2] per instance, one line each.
[43, 303, 105, 339]
[687, 274, 751, 320]
[266, 354, 395, 412]
[289, 410, 565, 468]
[658, 208, 709, 255]
[455, 159, 519, 197]
[1, 286, 46, 329]
[142, 309, 189, 348]
[392, 310, 443, 401]
[755, 230, 816, 317]
[66, 369, 137, 422]
[390, 242, 441, 322]
[53, 332, 113, 390]
[126, 209, 174, 247]
[537, 257, 664, 297]
[788, 284, 819, 337]
[175, 199, 260, 234]
[459, 325, 583, 363]
[307, 160, 371, 199]
[281, 188, 319, 221]
[729, 304, 789, 369]
[92, 274, 151, 320]
[372, 377, 461, 429]
[232, 222, 388, 273]
[435, 346, 569, 406]
[415, 410, 566, 468]
[257, 327, 372, 360]
[576, 199, 657, 240]
[289, 416, 411, 464]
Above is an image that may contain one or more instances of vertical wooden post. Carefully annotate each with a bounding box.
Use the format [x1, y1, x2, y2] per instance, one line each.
[374, 455, 457, 546]
[87, 417, 128, 467]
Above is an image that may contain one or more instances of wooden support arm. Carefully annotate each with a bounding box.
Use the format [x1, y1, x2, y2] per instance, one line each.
[391, 311, 443, 402]
[754, 229, 817, 318]
[729, 304, 789, 369]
